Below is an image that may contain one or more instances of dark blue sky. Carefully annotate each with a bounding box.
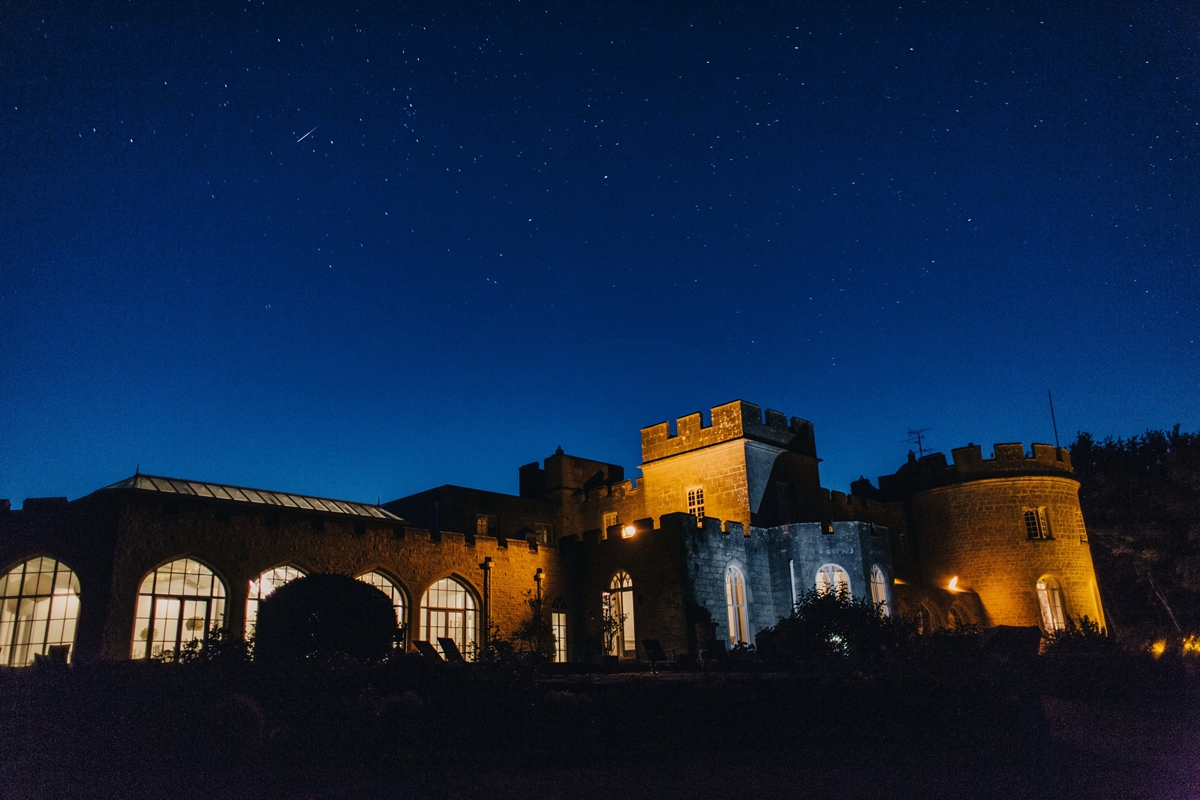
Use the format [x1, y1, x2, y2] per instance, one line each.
[2, 1, 1197, 508]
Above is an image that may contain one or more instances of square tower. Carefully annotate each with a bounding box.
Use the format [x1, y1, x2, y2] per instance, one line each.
[638, 400, 823, 530]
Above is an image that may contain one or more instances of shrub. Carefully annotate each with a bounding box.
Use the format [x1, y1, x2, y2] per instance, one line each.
[1041, 615, 1119, 656]
[755, 587, 913, 669]
[254, 573, 398, 661]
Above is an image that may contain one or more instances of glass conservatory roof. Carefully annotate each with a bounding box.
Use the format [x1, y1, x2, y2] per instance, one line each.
[102, 474, 401, 520]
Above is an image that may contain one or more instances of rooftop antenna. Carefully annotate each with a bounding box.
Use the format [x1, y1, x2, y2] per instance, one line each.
[1048, 390, 1061, 450]
[905, 428, 931, 459]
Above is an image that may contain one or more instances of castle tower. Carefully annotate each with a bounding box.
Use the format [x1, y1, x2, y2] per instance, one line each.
[638, 400, 822, 530]
[878, 443, 1105, 631]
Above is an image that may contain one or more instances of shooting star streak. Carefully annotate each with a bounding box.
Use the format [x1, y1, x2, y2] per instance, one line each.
[297, 126, 317, 143]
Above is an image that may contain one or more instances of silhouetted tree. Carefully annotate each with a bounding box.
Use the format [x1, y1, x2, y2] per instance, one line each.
[510, 591, 555, 660]
[254, 573, 397, 661]
[1072, 427, 1200, 645]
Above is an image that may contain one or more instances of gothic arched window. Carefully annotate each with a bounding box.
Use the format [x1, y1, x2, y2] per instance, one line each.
[133, 558, 226, 659]
[420, 577, 478, 659]
[725, 566, 749, 645]
[247, 565, 306, 631]
[1, 557, 81, 666]
[605, 571, 636, 659]
[1037, 576, 1066, 632]
[870, 565, 890, 616]
[357, 571, 407, 628]
[816, 564, 851, 596]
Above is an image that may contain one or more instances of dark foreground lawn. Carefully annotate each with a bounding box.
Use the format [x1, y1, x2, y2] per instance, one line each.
[1, 653, 1197, 799]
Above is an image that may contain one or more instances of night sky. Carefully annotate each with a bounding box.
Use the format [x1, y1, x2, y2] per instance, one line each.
[2, 1, 1197, 509]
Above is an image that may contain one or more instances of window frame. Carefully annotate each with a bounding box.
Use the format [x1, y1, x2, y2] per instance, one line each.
[133, 557, 227, 660]
[601, 510, 618, 540]
[1036, 576, 1067, 632]
[246, 564, 306, 632]
[476, 514, 498, 537]
[1024, 507, 1052, 540]
[605, 571, 636, 659]
[1, 556, 81, 667]
[869, 565, 890, 616]
[419, 576, 479, 659]
[686, 486, 705, 526]
[356, 570, 408, 645]
[551, 609, 568, 663]
[724, 565, 750, 646]
[815, 564, 852, 596]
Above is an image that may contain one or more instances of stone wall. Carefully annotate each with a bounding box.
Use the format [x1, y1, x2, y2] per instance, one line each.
[909, 475, 1103, 629]
[1, 489, 566, 662]
[639, 440, 752, 529]
[566, 516, 691, 660]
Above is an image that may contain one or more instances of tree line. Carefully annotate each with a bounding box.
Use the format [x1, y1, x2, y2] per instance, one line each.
[1071, 425, 1200, 647]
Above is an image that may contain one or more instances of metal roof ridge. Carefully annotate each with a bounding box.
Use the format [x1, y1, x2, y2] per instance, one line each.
[99, 473, 402, 519]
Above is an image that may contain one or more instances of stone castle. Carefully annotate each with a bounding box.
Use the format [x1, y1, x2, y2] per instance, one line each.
[0, 399, 1105, 665]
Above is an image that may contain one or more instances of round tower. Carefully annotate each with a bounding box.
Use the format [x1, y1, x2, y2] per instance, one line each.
[882, 443, 1104, 631]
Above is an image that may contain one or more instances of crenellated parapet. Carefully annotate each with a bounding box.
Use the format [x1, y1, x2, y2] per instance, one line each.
[640, 400, 816, 463]
[876, 442, 1074, 499]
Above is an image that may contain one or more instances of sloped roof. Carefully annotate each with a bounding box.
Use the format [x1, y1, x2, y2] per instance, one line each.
[101, 474, 401, 521]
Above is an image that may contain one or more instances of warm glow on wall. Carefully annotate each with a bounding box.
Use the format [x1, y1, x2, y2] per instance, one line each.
[1182, 636, 1199, 657]
[621, 525, 636, 538]
[1150, 639, 1167, 658]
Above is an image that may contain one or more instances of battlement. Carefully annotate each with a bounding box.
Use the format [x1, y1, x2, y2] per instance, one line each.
[519, 449, 625, 498]
[874, 442, 1074, 498]
[640, 400, 816, 463]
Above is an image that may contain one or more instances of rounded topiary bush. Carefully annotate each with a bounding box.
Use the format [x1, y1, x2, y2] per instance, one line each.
[254, 572, 397, 661]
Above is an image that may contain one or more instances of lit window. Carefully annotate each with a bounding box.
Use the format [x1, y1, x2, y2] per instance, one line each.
[551, 610, 568, 663]
[533, 523, 552, 543]
[870, 565, 890, 615]
[1037, 576, 1066, 632]
[815, 564, 851, 596]
[476, 514, 497, 536]
[420, 577, 478, 659]
[133, 558, 226, 659]
[602, 511, 618, 539]
[246, 565, 305, 631]
[605, 571, 636, 659]
[1024, 508, 1050, 539]
[687, 486, 705, 525]
[0, 557, 81, 666]
[357, 571, 407, 635]
[725, 566, 749, 645]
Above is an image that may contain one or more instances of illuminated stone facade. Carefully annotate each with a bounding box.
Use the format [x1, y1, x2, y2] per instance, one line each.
[0, 399, 1104, 665]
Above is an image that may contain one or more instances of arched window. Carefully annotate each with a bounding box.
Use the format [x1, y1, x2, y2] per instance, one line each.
[1036, 576, 1066, 632]
[916, 605, 934, 634]
[246, 565, 306, 631]
[133, 558, 226, 659]
[605, 571, 636, 659]
[419, 577, 478, 659]
[1, 557, 81, 666]
[357, 571, 406, 626]
[725, 566, 749, 645]
[815, 564, 851, 596]
[870, 566, 890, 616]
